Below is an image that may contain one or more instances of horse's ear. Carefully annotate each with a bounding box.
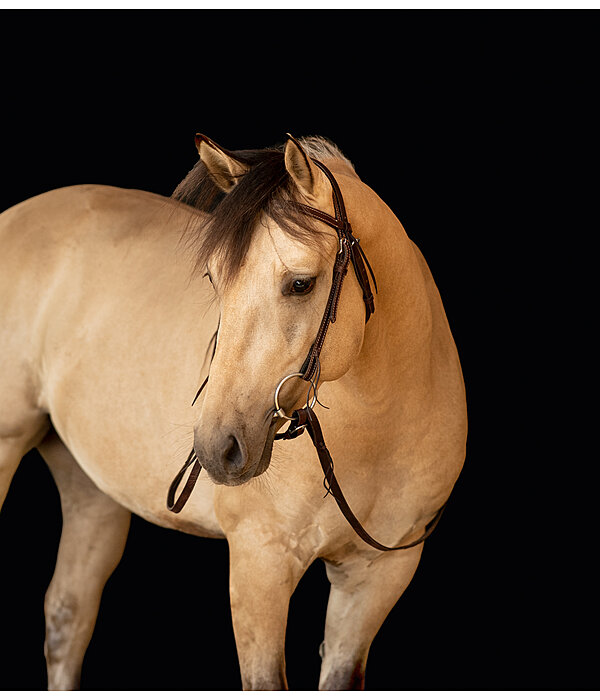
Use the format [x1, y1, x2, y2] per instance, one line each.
[284, 134, 329, 206]
[195, 134, 250, 193]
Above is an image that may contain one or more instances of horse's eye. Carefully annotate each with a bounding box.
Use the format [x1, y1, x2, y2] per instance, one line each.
[203, 271, 213, 286]
[289, 278, 315, 296]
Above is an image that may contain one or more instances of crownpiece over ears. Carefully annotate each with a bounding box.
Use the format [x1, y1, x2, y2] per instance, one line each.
[195, 133, 250, 192]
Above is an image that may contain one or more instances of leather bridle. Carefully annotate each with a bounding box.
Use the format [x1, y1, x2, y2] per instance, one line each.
[167, 142, 446, 551]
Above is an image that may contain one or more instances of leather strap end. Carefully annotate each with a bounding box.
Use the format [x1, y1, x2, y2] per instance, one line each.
[166, 449, 202, 513]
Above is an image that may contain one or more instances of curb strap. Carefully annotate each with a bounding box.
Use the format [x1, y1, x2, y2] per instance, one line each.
[282, 406, 447, 551]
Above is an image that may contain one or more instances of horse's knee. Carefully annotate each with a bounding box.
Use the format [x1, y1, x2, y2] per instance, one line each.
[44, 590, 86, 690]
[44, 590, 78, 664]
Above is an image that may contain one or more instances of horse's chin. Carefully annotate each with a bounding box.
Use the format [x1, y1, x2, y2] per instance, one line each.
[253, 421, 279, 477]
[208, 420, 279, 487]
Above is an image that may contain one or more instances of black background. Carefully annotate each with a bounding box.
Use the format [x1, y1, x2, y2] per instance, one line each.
[0, 8, 593, 692]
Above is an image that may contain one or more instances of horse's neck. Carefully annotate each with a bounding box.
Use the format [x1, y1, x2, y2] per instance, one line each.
[343, 201, 434, 409]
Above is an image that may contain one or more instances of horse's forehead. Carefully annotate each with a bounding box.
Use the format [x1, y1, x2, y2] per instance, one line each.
[247, 222, 328, 272]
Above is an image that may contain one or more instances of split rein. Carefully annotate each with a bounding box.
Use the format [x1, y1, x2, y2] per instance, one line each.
[167, 154, 446, 552]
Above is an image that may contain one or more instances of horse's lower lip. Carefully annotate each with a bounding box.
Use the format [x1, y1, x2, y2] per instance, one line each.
[253, 420, 279, 476]
[212, 472, 255, 486]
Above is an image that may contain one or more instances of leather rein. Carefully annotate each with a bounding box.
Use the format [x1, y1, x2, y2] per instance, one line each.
[167, 152, 446, 552]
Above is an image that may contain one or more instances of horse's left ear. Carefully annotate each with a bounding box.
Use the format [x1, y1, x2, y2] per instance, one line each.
[284, 133, 330, 206]
[195, 133, 250, 193]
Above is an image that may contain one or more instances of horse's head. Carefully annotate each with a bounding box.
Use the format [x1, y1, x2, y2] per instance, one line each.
[186, 135, 368, 486]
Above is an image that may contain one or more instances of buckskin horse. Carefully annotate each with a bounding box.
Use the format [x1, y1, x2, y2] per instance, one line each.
[0, 134, 467, 690]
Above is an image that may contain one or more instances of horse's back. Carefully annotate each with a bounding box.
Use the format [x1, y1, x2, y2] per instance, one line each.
[0, 184, 177, 256]
[0, 185, 177, 301]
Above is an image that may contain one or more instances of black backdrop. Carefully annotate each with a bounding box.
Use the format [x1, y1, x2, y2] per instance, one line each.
[0, 9, 593, 692]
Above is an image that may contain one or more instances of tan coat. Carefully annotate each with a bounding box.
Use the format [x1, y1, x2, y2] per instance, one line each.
[0, 136, 466, 689]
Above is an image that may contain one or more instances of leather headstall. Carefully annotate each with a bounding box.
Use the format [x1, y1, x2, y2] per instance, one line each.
[167, 144, 447, 552]
[293, 155, 377, 383]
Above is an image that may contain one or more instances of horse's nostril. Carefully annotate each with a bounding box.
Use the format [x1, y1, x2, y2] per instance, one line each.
[223, 434, 243, 469]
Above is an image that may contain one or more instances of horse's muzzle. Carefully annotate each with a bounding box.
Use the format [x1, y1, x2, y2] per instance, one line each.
[193, 422, 276, 486]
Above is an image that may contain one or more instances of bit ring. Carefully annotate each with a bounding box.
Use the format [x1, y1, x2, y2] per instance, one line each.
[273, 372, 317, 422]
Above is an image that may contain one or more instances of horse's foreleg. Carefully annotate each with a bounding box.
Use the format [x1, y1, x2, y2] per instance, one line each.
[319, 545, 423, 690]
[228, 534, 309, 690]
[38, 430, 131, 690]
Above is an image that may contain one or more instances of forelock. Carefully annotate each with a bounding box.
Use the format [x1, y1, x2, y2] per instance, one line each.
[172, 136, 352, 285]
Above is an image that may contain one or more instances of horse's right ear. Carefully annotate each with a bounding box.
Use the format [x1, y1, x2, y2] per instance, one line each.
[195, 134, 250, 193]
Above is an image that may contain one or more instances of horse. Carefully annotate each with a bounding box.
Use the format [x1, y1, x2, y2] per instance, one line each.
[0, 133, 467, 690]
